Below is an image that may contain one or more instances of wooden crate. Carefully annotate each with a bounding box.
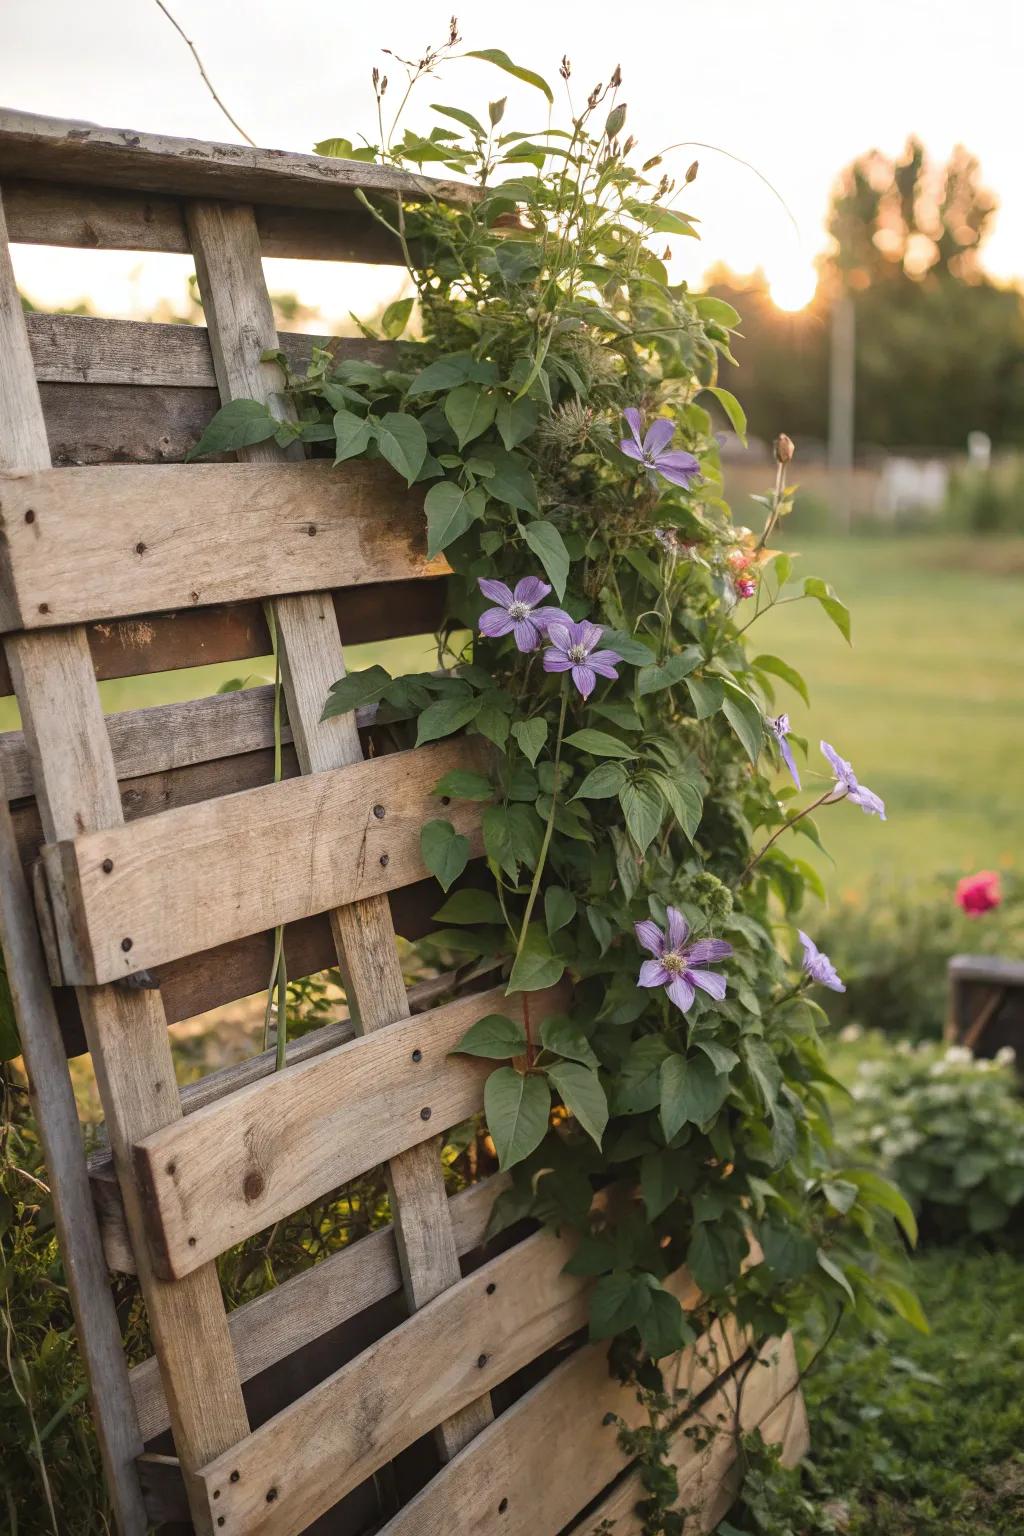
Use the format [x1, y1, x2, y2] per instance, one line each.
[0, 109, 807, 1535]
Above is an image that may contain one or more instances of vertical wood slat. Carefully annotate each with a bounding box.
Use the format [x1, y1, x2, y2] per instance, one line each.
[0, 190, 249, 1536]
[185, 197, 494, 1458]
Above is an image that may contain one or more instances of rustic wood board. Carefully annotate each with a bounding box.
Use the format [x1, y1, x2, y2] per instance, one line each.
[132, 981, 563, 1278]
[193, 1226, 589, 1536]
[0, 460, 445, 629]
[43, 735, 486, 982]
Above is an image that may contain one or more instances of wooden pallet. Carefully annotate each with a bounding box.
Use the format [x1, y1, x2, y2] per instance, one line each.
[0, 109, 807, 1535]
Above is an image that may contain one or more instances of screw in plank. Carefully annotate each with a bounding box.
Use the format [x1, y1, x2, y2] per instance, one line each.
[121, 937, 133, 952]
[420, 1107, 431, 1121]
[499, 1497, 510, 1514]
[101, 858, 114, 873]
[477, 1353, 488, 1368]
[135, 542, 146, 555]
[229, 1472, 240, 1484]
[411, 1048, 423, 1063]
[373, 804, 386, 819]
[486, 1282, 496, 1295]
[266, 1488, 278, 1504]
[38, 603, 49, 614]
[307, 524, 317, 536]
[24, 509, 35, 524]
[165, 1162, 176, 1177]
[379, 853, 390, 868]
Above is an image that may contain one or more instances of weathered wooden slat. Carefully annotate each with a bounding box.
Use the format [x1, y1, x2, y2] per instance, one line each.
[132, 980, 560, 1278]
[0, 772, 148, 1528]
[129, 1173, 507, 1443]
[6, 180, 404, 261]
[580, 1333, 806, 1535]
[0, 109, 474, 213]
[25, 313, 394, 387]
[0, 187, 250, 1527]
[42, 736, 486, 983]
[188, 193, 493, 1462]
[0, 460, 445, 630]
[193, 1226, 589, 1536]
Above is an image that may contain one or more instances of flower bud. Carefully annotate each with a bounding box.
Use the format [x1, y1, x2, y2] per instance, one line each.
[685, 159, 699, 183]
[642, 154, 662, 172]
[488, 97, 506, 126]
[774, 433, 795, 464]
[610, 64, 623, 88]
[560, 55, 572, 81]
[605, 103, 627, 140]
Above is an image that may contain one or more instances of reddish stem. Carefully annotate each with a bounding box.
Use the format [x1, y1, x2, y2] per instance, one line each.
[523, 992, 535, 1068]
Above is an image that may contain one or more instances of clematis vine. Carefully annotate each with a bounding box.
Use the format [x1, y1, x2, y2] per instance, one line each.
[635, 908, 733, 1014]
[769, 714, 801, 788]
[543, 620, 622, 700]
[477, 576, 569, 653]
[798, 930, 845, 992]
[620, 408, 701, 489]
[821, 741, 886, 819]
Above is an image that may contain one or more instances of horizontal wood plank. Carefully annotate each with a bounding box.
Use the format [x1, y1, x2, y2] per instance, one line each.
[6, 180, 404, 261]
[0, 109, 474, 213]
[25, 313, 394, 388]
[0, 461, 445, 629]
[43, 737, 487, 983]
[131, 982, 562, 1278]
[129, 1173, 507, 1443]
[193, 1225, 589, 1536]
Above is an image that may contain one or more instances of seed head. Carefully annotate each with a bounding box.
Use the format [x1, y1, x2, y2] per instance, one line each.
[685, 159, 699, 183]
[560, 54, 572, 81]
[610, 64, 623, 88]
[449, 16, 460, 45]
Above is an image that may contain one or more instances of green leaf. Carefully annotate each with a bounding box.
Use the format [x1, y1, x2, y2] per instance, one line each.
[565, 729, 636, 760]
[512, 718, 547, 765]
[619, 778, 664, 854]
[649, 773, 703, 842]
[685, 676, 724, 719]
[589, 1271, 640, 1339]
[702, 385, 747, 443]
[636, 650, 700, 697]
[465, 48, 554, 104]
[444, 383, 496, 447]
[484, 1067, 551, 1169]
[507, 925, 565, 993]
[638, 1283, 689, 1359]
[415, 694, 481, 745]
[320, 663, 392, 721]
[544, 886, 576, 935]
[759, 1222, 818, 1280]
[522, 521, 569, 601]
[540, 1013, 596, 1068]
[374, 411, 429, 484]
[752, 653, 810, 707]
[185, 398, 277, 461]
[816, 1249, 855, 1304]
[721, 683, 764, 765]
[600, 629, 656, 666]
[845, 1169, 918, 1247]
[574, 761, 629, 799]
[332, 407, 373, 463]
[315, 136, 378, 162]
[453, 1013, 527, 1059]
[803, 577, 852, 644]
[495, 396, 538, 450]
[687, 1223, 743, 1294]
[424, 481, 486, 558]
[431, 102, 488, 137]
[470, 444, 539, 513]
[743, 1038, 782, 1114]
[433, 888, 505, 925]
[474, 694, 511, 749]
[641, 1153, 680, 1219]
[693, 1039, 739, 1074]
[878, 1276, 929, 1334]
[381, 297, 415, 338]
[547, 1062, 607, 1148]
[660, 1054, 731, 1141]
[482, 804, 518, 879]
[432, 768, 493, 802]
[407, 355, 492, 396]
[420, 819, 470, 892]
[614, 1036, 671, 1114]
[694, 295, 741, 328]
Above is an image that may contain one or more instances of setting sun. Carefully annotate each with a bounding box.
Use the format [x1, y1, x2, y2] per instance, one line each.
[767, 261, 819, 311]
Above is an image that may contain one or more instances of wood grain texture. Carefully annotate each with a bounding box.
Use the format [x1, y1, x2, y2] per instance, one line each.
[0, 108, 475, 212]
[25, 313, 394, 387]
[42, 736, 486, 982]
[6, 180, 404, 261]
[128, 1174, 507, 1442]
[0, 461, 446, 629]
[133, 981, 563, 1278]
[1, 188, 250, 1530]
[0, 779, 148, 1530]
[194, 1227, 590, 1536]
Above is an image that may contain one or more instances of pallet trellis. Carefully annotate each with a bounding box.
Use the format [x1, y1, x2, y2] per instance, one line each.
[0, 109, 806, 1535]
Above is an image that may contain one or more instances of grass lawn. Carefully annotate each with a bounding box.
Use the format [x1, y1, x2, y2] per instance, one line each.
[754, 535, 1024, 893]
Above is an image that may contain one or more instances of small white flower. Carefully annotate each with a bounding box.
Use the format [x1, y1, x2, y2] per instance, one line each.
[996, 1046, 1017, 1067]
[839, 1023, 863, 1043]
[944, 1044, 972, 1065]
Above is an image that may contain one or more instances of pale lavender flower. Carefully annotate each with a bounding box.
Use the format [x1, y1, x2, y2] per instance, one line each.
[620, 408, 701, 489]
[477, 576, 569, 653]
[769, 714, 800, 789]
[821, 741, 886, 819]
[543, 620, 621, 699]
[798, 930, 845, 992]
[635, 906, 733, 1014]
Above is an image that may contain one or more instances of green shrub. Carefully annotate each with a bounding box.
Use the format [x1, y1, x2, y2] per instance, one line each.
[835, 1035, 1024, 1241]
[943, 456, 1024, 535]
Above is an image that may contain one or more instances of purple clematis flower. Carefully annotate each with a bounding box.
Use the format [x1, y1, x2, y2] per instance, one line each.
[769, 714, 801, 789]
[820, 741, 886, 820]
[798, 930, 845, 992]
[477, 576, 569, 653]
[635, 907, 733, 1014]
[543, 620, 621, 700]
[620, 408, 701, 489]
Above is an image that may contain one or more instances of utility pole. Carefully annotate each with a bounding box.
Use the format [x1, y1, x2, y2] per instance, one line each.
[828, 291, 856, 533]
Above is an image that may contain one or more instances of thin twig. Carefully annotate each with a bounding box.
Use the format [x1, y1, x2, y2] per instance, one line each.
[153, 0, 257, 147]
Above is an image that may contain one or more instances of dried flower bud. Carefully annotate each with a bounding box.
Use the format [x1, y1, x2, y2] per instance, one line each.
[774, 433, 795, 464]
[622, 135, 636, 156]
[449, 15, 460, 45]
[605, 103, 627, 140]
[656, 174, 670, 199]
[685, 159, 699, 183]
[662, 245, 672, 261]
[587, 84, 602, 110]
[488, 97, 506, 126]
[610, 64, 623, 88]
[642, 154, 662, 172]
[372, 66, 379, 88]
[380, 74, 388, 96]
[560, 54, 572, 81]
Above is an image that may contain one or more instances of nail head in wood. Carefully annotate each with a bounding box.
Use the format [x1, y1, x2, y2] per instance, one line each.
[102, 858, 114, 873]
[420, 1106, 431, 1121]
[411, 1048, 422, 1062]
[120, 936, 133, 952]
[373, 803, 386, 819]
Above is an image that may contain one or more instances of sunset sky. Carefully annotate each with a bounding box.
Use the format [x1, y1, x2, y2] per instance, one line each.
[3, 0, 1021, 326]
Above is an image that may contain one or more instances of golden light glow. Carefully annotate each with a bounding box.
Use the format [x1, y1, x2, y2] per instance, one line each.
[767, 261, 818, 312]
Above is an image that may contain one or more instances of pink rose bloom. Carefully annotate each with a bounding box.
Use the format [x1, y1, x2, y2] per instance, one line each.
[956, 870, 1002, 916]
